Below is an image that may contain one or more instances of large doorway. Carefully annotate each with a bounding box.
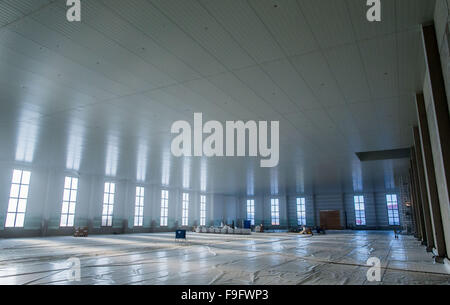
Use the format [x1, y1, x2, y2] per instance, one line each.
[319, 210, 342, 230]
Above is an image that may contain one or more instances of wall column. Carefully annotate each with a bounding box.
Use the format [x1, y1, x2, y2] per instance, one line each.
[409, 168, 420, 239]
[422, 23, 450, 260]
[411, 152, 427, 244]
[413, 128, 434, 251]
[416, 93, 447, 259]
[422, 25, 450, 188]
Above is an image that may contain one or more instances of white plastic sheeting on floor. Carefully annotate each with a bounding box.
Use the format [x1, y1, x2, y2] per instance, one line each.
[0, 231, 449, 285]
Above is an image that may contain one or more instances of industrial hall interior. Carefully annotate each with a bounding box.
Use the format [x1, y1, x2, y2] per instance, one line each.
[0, 0, 449, 286]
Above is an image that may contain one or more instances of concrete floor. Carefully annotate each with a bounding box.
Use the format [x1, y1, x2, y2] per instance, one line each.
[0, 231, 449, 285]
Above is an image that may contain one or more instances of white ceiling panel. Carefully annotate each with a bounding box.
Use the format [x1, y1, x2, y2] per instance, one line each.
[374, 97, 401, 136]
[78, 1, 200, 83]
[206, 72, 282, 120]
[303, 109, 352, 154]
[2, 0, 52, 15]
[324, 43, 371, 103]
[260, 58, 321, 110]
[150, 0, 255, 70]
[248, 0, 318, 56]
[297, 0, 356, 48]
[0, 31, 115, 101]
[104, 0, 226, 77]
[108, 92, 184, 125]
[326, 104, 361, 140]
[0, 60, 96, 112]
[141, 89, 196, 121]
[83, 1, 202, 83]
[8, 18, 137, 96]
[348, 101, 380, 132]
[0, 2, 24, 27]
[32, 4, 174, 91]
[290, 51, 347, 107]
[233, 65, 301, 115]
[198, 0, 285, 63]
[0, 0, 51, 26]
[304, 109, 338, 131]
[282, 112, 327, 156]
[182, 78, 256, 120]
[359, 33, 399, 99]
[159, 84, 233, 122]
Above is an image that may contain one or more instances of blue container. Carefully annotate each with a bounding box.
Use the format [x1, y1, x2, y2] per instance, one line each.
[244, 220, 251, 229]
[176, 230, 186, 239]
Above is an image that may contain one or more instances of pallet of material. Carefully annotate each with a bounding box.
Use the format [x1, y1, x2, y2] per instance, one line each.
[74, 227, 89, 237]
[195, 226, 251, 235]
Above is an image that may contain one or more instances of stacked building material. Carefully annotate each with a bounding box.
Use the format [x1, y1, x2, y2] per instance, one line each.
[74, 227, 89, 237]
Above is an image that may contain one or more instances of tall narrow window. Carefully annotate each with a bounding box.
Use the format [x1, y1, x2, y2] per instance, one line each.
[102, 182, 115, 227]
[200, 195, 206, 226]
[386, 194, 400, 226]
[5, 170, 31, 228]
[60, 177, 78, 227]
[160, 190, 169, 226]
[134, 186, 145, 227]
[297, 197, 306, 226]
[247, 199, 255, 225]
[354, 195, 366, 226]
[271, 198, 280, 226]
[182, 193, 189, 226]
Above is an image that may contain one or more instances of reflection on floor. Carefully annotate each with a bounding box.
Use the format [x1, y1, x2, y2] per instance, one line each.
[0, 231, 449, 285]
